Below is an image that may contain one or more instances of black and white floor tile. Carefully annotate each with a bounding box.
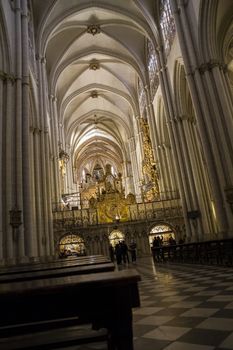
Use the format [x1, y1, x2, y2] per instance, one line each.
[133, 258, 233, 350]
[63, 257, 233, 350]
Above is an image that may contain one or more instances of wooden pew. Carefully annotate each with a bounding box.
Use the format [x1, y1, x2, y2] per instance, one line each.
[0, 262, 115, 283]
[0, 255, 111, 275]
[0, 269, 141, 350]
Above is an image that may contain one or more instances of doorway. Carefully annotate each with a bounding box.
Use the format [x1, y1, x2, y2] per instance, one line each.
[149, 224, 176, 246]
[59, 234, 86, 256]
[109, 230, 125, 247]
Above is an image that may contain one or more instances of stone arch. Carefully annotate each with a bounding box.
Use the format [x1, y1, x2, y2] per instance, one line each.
[155, 97, 178, 195]
[199, 0, 233, 63]
[148, 222, 177, 246]
[0, 5, 11, 72]
[109, 229, 125, 247]
[221, 6, 233, 99]
[198, 0, 219, 62]
[37, 1, 159, 64]
[29, 74, 39, 132]
[174, 60, 195, 122]
[59, 233, 86, 256]
[173, 59, 217, 237]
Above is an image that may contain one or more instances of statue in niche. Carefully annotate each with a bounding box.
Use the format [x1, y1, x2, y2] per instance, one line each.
[126, 193, 136, 204]
[85, 173, 91, 183]
[106, 181, 115, 193]
[93, 163, 104, 181]
[105, 174, 115, 193]
[89, 211, 97, 225]
[89, 196, 97, 209]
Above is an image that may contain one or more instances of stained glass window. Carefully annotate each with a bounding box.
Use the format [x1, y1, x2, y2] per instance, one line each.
[147, 40, 159, 97]
[138, 78, 146, 115]
[160, 0, 176, 55]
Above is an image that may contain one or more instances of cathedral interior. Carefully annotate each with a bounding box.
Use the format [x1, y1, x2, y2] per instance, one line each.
[0, 1, 233, 349]
[1, 0, 233, 262]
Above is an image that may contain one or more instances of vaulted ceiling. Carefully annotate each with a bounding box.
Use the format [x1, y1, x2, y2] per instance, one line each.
[32, 0, 160, 180]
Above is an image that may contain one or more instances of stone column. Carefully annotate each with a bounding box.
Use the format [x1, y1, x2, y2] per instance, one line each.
[185, 120, 216, 236]
[135, 116, 144, 165]
[52, 96, 62, 202]
[21, 0, 36, 257]
[211, 65, 233, 164]
[37, 57, 51, 255]
[48, 95, 56, 204]
[66, 143, 73, 194]
[14, 0, 24, 259]
[0, 77, 3, 260]
[33, 128, 44, 256]
[156, 47, 192, 240]
[41, 59, 54, 255]
[170, 0, 230, 235]
[164, 143, 178, 195]
[5, 78, 15, 260]
[200, 65, 233, 183]
[49, 95, 61, 205]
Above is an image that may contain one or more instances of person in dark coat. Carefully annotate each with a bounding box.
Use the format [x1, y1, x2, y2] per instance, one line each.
[109, 244, 115, 262]
[129, 240, 137, 263]
[120, 241, 129, 264]
[114, 242, 122, 265]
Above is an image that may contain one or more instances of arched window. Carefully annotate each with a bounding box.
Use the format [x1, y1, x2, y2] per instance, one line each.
[109, 230, 125, 247]
[147, 40, 159, 97]
[138, 78, 146, 115]
[59, 234, 86, 256]
[93, 163, 104, 181]
[160, 0, 176, 55]
[149, 224, 175, 246]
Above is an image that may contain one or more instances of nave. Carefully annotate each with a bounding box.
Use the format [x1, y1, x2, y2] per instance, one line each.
[71, 258, 233, 350]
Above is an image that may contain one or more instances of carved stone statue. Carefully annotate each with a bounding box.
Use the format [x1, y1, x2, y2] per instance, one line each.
[89, 196, 97, 208]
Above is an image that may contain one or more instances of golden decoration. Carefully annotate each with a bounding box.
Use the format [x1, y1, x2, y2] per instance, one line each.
[97, 192, 130, 223]
[139, 118, 160, 199]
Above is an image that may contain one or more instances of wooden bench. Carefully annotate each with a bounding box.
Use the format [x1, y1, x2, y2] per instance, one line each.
[0, 255, 115, 348]
[0, 269, 141, 350]
[0, 262, 115, 283]
[0, 322, 109, 349]
[0, 255, 111, 275]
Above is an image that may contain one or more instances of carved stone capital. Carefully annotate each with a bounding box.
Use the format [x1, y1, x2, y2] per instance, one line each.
[35, 54, 46, 64]
[91, 90, 98, 98]
[89, 61, 100, 70]
[199, 60, 224, 74]
[87, 24, 101, 35]
[0, 71, 16, 83]
[34, 127, 41, 134]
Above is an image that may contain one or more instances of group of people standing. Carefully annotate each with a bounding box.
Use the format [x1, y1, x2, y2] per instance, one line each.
[109, 240, 137, 265]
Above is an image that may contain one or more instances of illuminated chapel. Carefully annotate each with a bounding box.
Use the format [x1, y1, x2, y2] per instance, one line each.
[0, 0, 233, 263]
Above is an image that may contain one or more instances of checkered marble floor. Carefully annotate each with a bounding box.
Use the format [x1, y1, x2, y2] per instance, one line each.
[132, 257, 233, 350]
[62, 257, 233, 349]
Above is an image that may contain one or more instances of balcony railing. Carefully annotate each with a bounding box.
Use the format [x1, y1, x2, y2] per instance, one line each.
[52, 193, 183, 229]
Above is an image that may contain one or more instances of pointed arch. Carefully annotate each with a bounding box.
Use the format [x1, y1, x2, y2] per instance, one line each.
[0, 4, 11, 72]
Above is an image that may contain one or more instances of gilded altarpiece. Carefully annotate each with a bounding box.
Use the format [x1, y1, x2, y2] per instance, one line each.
[129, 204, 138, 221]
[139, 118, 160, 201]
[97, 192, 130, 223]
